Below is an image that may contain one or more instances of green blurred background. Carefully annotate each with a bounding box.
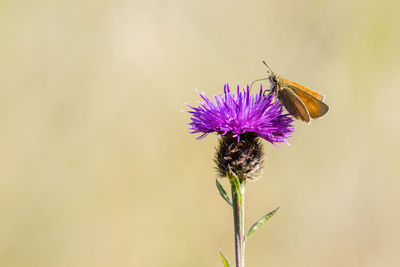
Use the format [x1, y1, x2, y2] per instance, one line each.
[1, 0, 399, 266]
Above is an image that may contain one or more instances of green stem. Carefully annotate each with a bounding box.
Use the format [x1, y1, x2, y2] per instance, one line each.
[232, 180, 246, 267]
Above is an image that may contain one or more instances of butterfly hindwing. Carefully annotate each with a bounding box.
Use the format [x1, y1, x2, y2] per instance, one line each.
[289, 86, 329, 119]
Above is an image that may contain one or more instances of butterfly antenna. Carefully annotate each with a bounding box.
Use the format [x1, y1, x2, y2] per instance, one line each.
[250, 61, 275, 91]
[262, 60, 274, 74]
[250, 78, 268, 90]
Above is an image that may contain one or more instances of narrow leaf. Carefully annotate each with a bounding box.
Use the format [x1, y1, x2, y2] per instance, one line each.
[216, 179, 232, 206]
[246, 207, 280, 240]
[219, 249, 232, 267]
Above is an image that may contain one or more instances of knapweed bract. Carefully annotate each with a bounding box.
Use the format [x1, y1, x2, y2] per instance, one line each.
[185, 83, 294, 267]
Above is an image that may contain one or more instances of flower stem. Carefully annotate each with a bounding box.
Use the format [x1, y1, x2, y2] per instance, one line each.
[232, 180, 246, 267]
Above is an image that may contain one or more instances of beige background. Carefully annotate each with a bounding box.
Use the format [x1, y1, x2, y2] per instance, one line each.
[1, 0, 400, 266]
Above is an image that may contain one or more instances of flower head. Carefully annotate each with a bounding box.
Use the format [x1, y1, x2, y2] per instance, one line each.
[215, 133, 265, 181]
[186, 83, 294, 145]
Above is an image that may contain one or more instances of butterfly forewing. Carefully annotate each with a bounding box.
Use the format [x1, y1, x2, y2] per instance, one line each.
[280, 77, 325, 101]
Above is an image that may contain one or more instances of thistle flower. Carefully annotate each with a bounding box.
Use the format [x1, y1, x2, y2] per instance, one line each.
[186, 83, 294, 145]
[186, 83, 294, 182]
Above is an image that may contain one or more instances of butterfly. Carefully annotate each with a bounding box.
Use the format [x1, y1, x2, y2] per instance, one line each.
[253, 61, 329, 123]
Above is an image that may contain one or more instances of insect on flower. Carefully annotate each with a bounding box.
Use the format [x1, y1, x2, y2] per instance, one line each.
[252, 61, 329, 124]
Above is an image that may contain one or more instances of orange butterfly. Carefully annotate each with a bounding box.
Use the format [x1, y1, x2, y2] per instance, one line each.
[258, 61, 329, 123]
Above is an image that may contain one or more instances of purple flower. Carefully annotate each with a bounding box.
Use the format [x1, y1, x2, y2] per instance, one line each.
[186, 83, 294, 145]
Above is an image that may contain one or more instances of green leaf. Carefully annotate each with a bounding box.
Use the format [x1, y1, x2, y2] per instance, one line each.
[246, 207, 280, 240]
[216, 179, 232, 206]
[219, 250, 232, 267]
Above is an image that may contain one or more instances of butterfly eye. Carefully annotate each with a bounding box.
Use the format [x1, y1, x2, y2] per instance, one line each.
[272, 76, 278, 83]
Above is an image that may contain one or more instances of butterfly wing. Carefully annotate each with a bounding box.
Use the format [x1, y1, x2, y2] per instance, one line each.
[280, 77, 325, 101]
[290, 86, 329, 119]
[278, 87, 311, 123]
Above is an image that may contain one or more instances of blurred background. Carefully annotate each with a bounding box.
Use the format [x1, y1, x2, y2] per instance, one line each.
[1, 0, 399, 266]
